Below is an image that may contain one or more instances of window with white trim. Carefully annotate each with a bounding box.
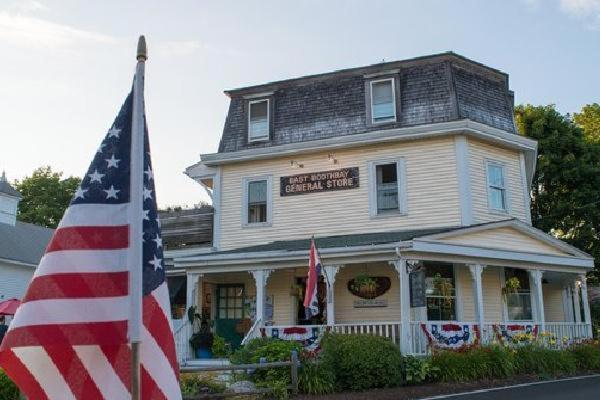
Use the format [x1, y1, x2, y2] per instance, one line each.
[248, 99, 269, 141]
[243, 177, 272, 226]
[370, 79, 396, 123]
[369, 159, 407, 216]
[504, 268, 532, 321]
[425, 262, 457, 321]
[487, 162, 507, 211]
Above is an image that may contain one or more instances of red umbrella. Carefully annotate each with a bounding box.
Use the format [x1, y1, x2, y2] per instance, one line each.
[0, 298, 21, 315]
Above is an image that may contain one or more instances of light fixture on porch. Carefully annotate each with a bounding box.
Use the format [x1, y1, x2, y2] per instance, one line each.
[290, 160, 304, 169]
[327, 153, 338, 164]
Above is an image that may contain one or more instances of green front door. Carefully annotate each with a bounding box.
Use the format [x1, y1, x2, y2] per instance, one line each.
[215, 284, 245, 350]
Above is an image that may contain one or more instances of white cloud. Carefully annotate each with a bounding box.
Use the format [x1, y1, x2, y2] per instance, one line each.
[559, 0, 600, 29]
[0, 12, 116, 48]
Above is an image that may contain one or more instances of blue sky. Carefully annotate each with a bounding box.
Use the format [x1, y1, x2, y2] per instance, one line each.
[0, 0, 598, 206]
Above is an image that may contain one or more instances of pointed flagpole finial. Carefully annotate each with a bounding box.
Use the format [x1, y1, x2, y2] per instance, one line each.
[136, 35, 147, 61]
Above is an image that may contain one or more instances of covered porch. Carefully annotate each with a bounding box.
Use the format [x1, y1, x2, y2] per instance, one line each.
[170, 220, 594, 364]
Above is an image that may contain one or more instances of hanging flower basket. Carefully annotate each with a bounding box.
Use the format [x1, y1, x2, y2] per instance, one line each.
[348, 275, 391, 299]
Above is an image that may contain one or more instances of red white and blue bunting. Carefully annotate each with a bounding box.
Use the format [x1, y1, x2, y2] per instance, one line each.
[260, 326, 325, 353]
[421, 323, 480, 349]
[492, 324, 538, 344]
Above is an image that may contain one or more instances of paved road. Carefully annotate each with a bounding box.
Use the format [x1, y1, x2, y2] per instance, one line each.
[444, 375, 600, 400]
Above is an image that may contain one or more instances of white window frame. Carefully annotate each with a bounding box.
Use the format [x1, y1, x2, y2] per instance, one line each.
[369, 78, 397, 124]
[247, 99, 270, 143]
[242, 175, 273, 227]
[368, 158, 407, 217]
[485, 160, 510, 214]
[424, 262, 458, 322]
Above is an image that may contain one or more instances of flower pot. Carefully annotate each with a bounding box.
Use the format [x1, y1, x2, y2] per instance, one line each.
[195, 348, 212, 359]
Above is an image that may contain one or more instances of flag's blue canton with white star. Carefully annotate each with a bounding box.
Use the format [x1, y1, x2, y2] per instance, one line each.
[71, 91, 132, 206]
[142, 121, 165, 295]
[70, 88, 164, 296]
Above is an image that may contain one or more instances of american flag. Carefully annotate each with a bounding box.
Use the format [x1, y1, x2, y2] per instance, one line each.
[303, 238, 322, 319]
[0, 81, 181, 398]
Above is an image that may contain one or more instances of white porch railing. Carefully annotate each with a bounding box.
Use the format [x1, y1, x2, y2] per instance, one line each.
[331, 321, 402, 347]
[174, 319, 193, 365]
[174, 320, 594, 363]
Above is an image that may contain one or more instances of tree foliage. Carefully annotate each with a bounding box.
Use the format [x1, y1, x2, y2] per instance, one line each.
[574, 103, 600, 144]
[515, 105, 600, 280]
[15, 166, 81, 228]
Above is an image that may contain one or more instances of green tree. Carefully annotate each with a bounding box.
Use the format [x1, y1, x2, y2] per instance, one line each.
[15, 166, 81, 228]
[573, 103, 600, 144]
[515, 105, 600, 280]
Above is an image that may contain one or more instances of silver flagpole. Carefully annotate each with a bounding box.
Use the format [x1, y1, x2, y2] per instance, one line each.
[130, 35, 147, 400]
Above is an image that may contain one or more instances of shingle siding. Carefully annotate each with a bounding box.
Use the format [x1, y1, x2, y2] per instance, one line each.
[219, 54, 517, 154]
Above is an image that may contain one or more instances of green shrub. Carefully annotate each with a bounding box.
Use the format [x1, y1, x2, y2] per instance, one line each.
[570, 343, 600, 371]
[230, 338, 302, 399]
[298, 359, 335, 395]
[0, 370, 20, 400]
[403, 355, 439, 384]
[432, 346, 515, 382]
[514, 345, 576, 376]
[211, 334, 228, 358]
[179, 373, 225, 397]
[320, 333, 404, 391]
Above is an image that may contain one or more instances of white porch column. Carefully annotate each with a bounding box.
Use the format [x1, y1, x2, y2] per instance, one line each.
[572, 281, 582, 323]
[579, 274, 593, 337]
[392, 259, 411, 354]
[529, 270, 545, 332]
[185, 273, 201, 315]
[324, 265, 341, 326]
[468, 264, 485, 342]
[251, 270, 272, 326]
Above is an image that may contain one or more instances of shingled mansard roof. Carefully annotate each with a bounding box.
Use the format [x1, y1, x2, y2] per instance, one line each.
[0, 172, 21, 198]
[218, 52, 517, 154]
[0, 221, 54, 266]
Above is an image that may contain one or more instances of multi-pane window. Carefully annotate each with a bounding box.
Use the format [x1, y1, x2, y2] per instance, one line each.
[504, 268, 532, 321]
[248, 99, 269, 141]
[487, 162, 507, 211]
[425, 263, 456, 321]
[376, 163, 398, 213]
[370, 79, 396, 123]
[218, 286, 244, 319]
[247, 179, 268, 224]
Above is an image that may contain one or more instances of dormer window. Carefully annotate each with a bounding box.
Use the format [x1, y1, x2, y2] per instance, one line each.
[248, 99, 270, 142]
[370, 78, 396, 124]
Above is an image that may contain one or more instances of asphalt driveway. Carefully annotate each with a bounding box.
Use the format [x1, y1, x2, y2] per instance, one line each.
[436, 375, 600, 400]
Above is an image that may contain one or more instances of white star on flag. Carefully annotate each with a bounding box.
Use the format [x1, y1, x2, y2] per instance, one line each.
[105, 155, 120, 168]
[152, 234, 163, 248]
[88, 170, 105, 183]
[74, 187, 87, 199]
[143, 209, 150, 220]
[143, 187, 153, 200]
[103, 185, 120, 199]
[107, 126, 121, 138]
[149, 254, 162, 271]
[144, 166, 154, 180]
[97, 143, 106, 153]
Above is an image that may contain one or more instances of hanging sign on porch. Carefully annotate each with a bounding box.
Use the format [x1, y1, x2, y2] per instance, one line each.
[410, 270, 426, 308]
[353, 299, 388, 308]
[280, 167, 359, 196]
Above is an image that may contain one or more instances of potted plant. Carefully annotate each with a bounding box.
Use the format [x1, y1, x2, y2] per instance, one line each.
[351, 273, 378, 298]
[189, 320, 214, 359]
[502, 276, 521, 296]
[433, 273, 454, 307]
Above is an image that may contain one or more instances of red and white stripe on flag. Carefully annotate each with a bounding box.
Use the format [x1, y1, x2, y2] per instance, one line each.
[0, 87, 181, 398]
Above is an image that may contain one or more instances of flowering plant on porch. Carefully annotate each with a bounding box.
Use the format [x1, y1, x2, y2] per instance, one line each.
[350, 273, 378, 298]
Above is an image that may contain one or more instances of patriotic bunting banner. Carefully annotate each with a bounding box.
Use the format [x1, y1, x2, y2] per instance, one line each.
[493, 324, 538, 344]
[261, 326, 325, 353]
[421, 323, 479, 349]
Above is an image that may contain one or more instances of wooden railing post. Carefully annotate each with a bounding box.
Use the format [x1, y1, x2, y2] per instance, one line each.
[291, 350, 299, 395]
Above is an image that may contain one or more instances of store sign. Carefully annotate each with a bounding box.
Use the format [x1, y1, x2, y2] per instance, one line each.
[280, 167, 359, 196]
[353, 299, 388, 308]
[410, 270, 426, 308]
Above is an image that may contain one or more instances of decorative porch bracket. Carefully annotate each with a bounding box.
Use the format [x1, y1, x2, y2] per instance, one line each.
[468, 264, 485, 343]
[529, 270, 546, 333]
[579, 273, 593, 337]
[391, 259, 411, 354]
[323, 265, 341, 326]
[251, 269, 273, 327]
